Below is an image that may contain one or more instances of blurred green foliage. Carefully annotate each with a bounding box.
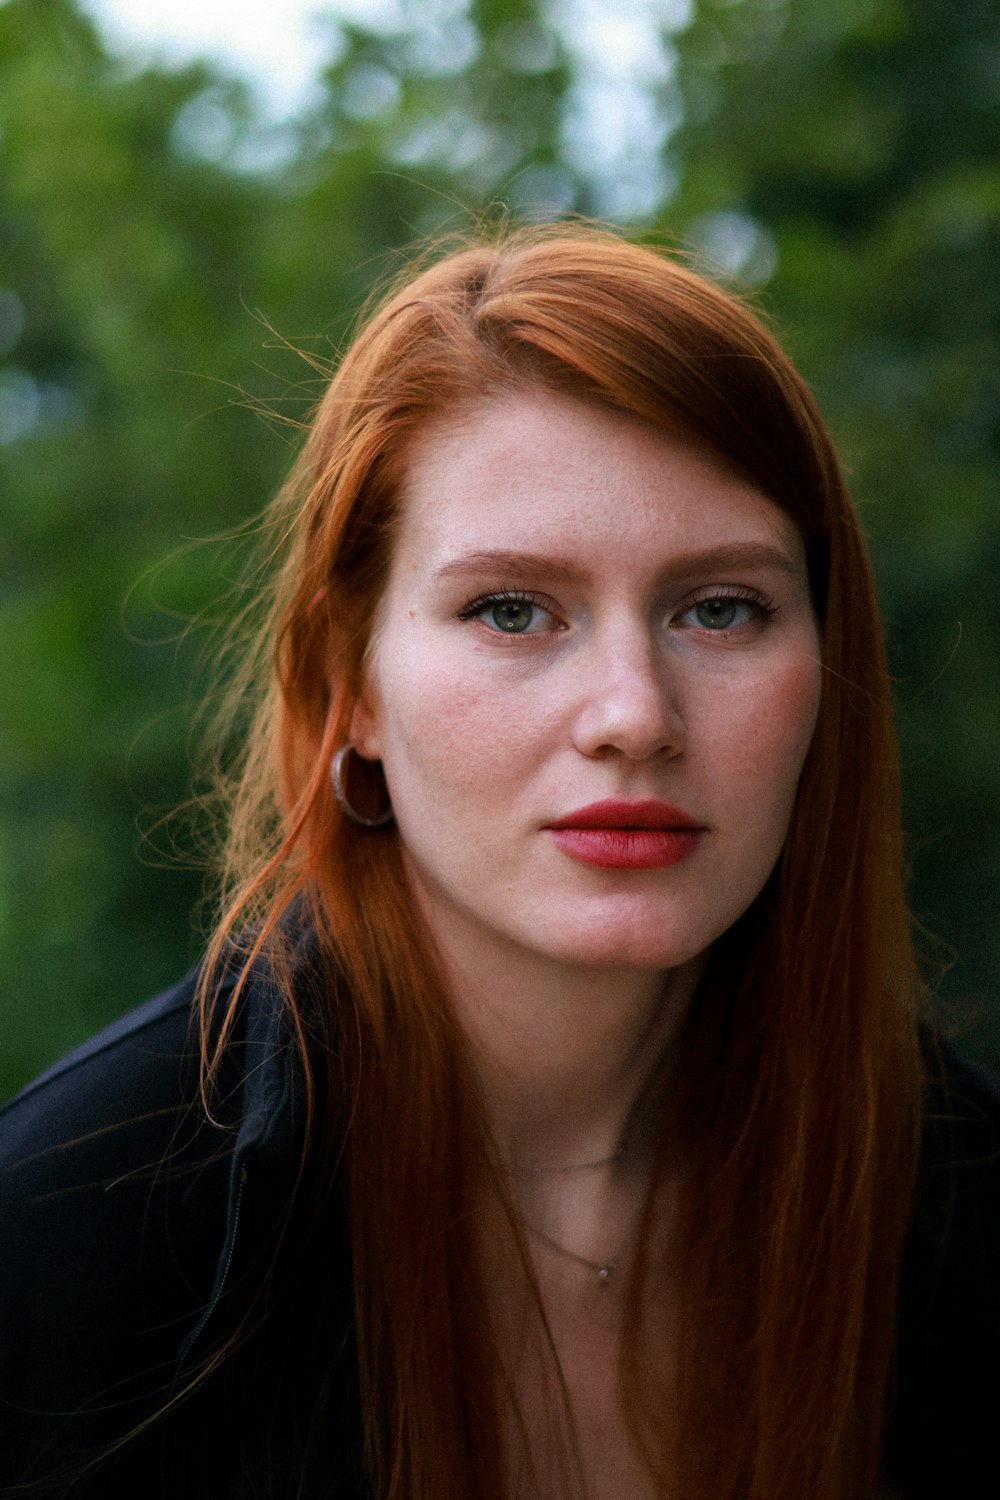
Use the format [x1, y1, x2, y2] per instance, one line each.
[1, 0, 997, 1099]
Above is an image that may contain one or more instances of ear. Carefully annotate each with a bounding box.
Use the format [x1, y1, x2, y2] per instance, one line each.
[347, 689, 383, 762]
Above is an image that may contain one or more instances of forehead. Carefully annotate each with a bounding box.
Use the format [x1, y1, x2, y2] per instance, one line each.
[390, 388, 806, 579]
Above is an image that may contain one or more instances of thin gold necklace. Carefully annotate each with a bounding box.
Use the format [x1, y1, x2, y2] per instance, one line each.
[524, 1219, 624, 1286]
[509, 1148, 625, 1177]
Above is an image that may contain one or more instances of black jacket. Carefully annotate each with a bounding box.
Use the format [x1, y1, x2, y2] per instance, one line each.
[1, 959, 998, 1498]
[0, 957, 362, 1498]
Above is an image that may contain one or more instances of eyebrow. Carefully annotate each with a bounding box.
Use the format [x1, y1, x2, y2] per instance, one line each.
[433, 542, 800, 585]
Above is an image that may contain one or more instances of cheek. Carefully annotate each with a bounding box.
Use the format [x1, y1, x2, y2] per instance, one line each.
[373, 658, 517, 804]
[779, 652, 823, 750]
[748, 654, 822, 794]
[707, 652, 822, 810]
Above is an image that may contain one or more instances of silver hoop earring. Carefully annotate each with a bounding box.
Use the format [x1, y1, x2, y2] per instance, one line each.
[331, 743, 394, 829]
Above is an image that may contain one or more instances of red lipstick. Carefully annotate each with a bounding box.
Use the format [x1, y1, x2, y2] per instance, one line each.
[546, 799, 704, 870]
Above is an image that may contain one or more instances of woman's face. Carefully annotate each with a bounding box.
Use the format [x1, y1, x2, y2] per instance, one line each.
[350, 388, 822, 980]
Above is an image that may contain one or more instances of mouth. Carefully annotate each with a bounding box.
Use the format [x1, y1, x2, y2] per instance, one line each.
[546, 800, 705, 870]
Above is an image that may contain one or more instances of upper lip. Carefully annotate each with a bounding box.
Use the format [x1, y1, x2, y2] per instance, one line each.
[547, 799, 704, 830]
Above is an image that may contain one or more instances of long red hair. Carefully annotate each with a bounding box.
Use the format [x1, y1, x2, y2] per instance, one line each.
[199, 225, 922, 1498]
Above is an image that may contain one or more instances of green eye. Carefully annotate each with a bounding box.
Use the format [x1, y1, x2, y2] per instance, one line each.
[490, 600, 536, 632]
[457, 589, 555, 634]
[694, 598, 741, 630]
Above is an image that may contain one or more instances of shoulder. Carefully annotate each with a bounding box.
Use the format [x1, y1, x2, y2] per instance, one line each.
[1, 969, 206, 1156]
[0, 966, 251, 1493]
[0, 967, 247, 1264]
[925, 1035, 1000, 1132]
[911, 1036, 1000, 1260]
[0, 947, 359, 1497]
[888, 1038, 1000, 1499]
[911, 1035, 1000, 1318]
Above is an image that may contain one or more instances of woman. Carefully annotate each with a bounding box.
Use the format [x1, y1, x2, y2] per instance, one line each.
[1, 226, 997, 1500]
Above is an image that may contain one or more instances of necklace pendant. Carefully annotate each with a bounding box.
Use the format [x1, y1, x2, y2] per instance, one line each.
[597, 1265, 612, 1285]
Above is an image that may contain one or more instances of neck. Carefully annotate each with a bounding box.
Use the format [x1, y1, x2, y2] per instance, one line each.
[430, 924, 703, 1173]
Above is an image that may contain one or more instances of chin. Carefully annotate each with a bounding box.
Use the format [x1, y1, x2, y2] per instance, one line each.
[537, 919, 713, 975]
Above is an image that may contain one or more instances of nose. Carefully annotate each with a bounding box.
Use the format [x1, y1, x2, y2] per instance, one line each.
[569, 626, 686, 762]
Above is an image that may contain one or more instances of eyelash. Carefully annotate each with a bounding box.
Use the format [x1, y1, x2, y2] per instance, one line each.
[680, 585, 778, 626]
[456, 588, 553, 623]
[457, 585, 778, 630]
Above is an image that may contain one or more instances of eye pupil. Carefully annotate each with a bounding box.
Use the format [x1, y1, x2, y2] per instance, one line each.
[491, 600, 533, 632]
[696, 598, 738, 630]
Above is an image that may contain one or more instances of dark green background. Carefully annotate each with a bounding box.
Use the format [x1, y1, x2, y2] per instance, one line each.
[2, 0, 998, 1100]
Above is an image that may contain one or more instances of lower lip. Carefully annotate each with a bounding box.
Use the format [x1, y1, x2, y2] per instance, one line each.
[547, 827, 703, 870]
